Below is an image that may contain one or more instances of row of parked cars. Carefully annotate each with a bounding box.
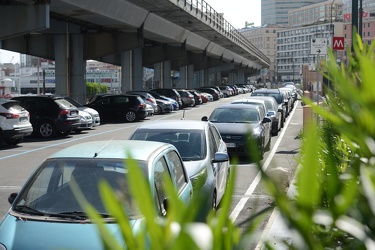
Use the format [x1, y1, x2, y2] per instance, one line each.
[0, 84, 256, 146]
[0, 83, 299, 249]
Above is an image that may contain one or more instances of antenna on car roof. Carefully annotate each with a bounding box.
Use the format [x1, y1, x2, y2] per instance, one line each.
[93, 138, 113, 158]
[181, 110, 185, 120]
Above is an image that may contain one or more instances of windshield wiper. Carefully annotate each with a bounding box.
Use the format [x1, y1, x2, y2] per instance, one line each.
[54, 211, 111, 220]
[52, 211, 88, 220]
[14, 205, 44, 215]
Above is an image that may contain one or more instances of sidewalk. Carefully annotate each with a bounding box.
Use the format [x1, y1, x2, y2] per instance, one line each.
[255, 99, 304, 250]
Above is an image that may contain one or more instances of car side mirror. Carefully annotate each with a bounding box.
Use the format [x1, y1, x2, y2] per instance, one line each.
[162, 198, 168, 216]
[8, 192, 18, 205]
[262, 117, 272, 123]
[212, 152, 229, 163]
[201, 116, 208, 121]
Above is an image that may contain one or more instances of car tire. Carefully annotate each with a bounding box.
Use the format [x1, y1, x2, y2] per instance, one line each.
[125, 110, 137, 122]
[155, 105, 162, 115]
[60, 128, 72, 137]
[3, 137, 23, 146]
[37, 120, 57, 138]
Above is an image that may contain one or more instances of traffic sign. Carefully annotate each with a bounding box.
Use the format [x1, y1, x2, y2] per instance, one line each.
[310, 38, 327, 55]
[332, 37, 345, 50]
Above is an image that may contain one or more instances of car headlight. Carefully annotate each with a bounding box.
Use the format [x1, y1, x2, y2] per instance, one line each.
[0, 243, 7, 250]
[190, 167, 208, 190]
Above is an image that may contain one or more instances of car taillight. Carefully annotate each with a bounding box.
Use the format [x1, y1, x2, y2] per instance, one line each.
[59, 109, 70, 115]
[0, 112, 19, 119]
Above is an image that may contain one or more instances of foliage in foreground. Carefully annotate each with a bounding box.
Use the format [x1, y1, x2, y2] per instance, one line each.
[259, 34, 375, 249]
[80, 33, 375, 249]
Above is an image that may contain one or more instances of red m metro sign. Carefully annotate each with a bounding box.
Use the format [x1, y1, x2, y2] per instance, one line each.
[332, 37, 345, 50]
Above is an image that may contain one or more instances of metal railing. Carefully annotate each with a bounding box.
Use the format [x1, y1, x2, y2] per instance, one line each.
[176, 0, 269, 66]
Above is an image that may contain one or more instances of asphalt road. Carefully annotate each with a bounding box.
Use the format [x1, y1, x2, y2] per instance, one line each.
[0, 92, 303, 248]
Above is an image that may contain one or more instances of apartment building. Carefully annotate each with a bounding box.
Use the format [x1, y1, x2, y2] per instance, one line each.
[239, 25, 285, 83]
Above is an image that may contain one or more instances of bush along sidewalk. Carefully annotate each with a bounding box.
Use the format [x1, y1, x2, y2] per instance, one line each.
[258, 33, 375, 249]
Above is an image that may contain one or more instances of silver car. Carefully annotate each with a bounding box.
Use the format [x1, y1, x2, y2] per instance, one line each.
[129, 120, 230, 214]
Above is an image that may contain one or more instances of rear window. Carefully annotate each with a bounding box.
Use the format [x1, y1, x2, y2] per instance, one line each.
[2, 101, 25, 112]
[54, 98, 76, 108]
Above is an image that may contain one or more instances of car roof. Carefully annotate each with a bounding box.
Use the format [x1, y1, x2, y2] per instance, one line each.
[133, 120, 208, 130]
[0, 98, 18, 104]
[253, 88, 281, 93]
[216, 103, 261, 110]
[49, 140, 173, 161]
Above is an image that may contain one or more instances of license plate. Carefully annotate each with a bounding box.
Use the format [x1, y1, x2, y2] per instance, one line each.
[19, 117, 28, 122]
[226, 143, 236, 148]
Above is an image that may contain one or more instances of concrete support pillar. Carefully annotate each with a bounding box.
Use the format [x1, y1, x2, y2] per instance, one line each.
[54, 34, 69, 97]
[132, 47, 143, 90]
[237, 70, 245, 85]
[153, 63, 162, 88]
[121, 50, 131, 92]
[121, 48, 143, 92]
[179, 66, 187, 89]
[163, 61, 172, 88]
[70, 34, 86, 103]
[229, 73, 236, 85]
[203, 69, 210, 86]
[187, 65, 194, 88]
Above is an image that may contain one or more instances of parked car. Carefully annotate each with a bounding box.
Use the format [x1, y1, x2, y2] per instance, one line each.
[129, 120, 230, 212]
[85, 94, 147, 122]
[0, 98, 33, 146]
[148, 91, 179, 111]
[0, 140, 193, 249]
[126, 91, 158, 115]
[150, 88, 183, 109]
[62, 97, 101, 127]
[194, 89, 213, 103]
[231, 98, 272, 141]
[186, 89, 203, 105]
[198, 87, 220, 101]
[11, 95, 80, 138]
[202, 104, 271, 159]
[251, 88, 287, 125]
[177, 90, 195, 108]
[75, 110, 93, 133]
[246, 96, 282, 136]
[218, 85, 233, 97]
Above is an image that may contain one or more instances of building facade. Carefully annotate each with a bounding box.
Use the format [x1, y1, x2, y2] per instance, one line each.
[239, 24, 285, 83]
[261, 0, 325, 26]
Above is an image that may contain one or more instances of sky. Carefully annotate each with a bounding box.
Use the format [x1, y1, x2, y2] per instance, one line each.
[0, 0, 261, 64]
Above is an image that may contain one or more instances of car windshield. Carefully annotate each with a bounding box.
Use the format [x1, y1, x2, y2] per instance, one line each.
[131, 130, 206, 161]
[12, 158, 146, 219]
[253, 93, 283, 104]
[209, 108, 259, 123]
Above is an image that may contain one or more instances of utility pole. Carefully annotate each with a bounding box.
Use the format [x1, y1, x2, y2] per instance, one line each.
[352, 0, 358, 49]
[359, 0, 363, 40]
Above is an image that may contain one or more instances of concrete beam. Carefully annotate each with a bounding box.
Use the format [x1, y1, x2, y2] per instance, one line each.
[143, 45, 185, 67]
[0, 5, 49, 40]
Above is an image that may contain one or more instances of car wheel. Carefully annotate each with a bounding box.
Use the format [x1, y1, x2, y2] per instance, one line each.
[3, 137, 23, 146]
[155, 105, 162, 115]
[37, 120, 56, 138]
[125, 110, 137, 122]
[60, 128, 72, 136]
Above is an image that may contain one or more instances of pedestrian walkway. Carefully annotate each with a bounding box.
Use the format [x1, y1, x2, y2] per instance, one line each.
[254, 98, 304, 250]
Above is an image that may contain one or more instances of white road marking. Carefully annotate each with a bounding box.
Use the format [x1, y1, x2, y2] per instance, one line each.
[229, 102, 298, 222]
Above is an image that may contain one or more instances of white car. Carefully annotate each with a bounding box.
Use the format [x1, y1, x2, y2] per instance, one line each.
[0, 98, 33, 146]
[63, 97, 101, 126]
[74, 110, 93, 133]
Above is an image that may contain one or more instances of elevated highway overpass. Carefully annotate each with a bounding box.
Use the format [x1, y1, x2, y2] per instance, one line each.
[0, 0, 269, 102]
